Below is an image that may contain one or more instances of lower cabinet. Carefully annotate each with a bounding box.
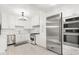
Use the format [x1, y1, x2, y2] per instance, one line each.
[36, 34, 40, 45]
[15, 34, 29, 45]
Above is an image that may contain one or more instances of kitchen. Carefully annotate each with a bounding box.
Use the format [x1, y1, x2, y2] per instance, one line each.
[0, 4, 79, 55]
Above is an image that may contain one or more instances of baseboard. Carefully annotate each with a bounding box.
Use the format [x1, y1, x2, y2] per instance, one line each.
[8, 43, 15, 46]
[15, 41, 28, 46]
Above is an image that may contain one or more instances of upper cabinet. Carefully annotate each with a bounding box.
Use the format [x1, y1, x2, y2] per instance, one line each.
[31, 15, 40, 26]
[24, 20, 32, 29]
[2, 13, 15, 29]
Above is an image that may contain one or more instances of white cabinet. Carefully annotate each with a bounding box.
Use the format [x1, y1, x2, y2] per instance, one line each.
[16, 34, 27, 44]
[2, 13, 9, 29]
[15, 26, 30, 44]
[32, 15, 40, 26]
[2, 13, 16, 29]
[36, 34, 40, 45]
[24, 20, 32, 29]
[15, 27, 27, 44]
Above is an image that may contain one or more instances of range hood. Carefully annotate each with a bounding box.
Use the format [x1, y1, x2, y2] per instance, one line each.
[19, 12, 28, 21]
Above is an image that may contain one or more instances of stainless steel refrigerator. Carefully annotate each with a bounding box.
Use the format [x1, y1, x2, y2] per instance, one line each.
[46, 13, 63, 55]
[0, 24, 1, 35]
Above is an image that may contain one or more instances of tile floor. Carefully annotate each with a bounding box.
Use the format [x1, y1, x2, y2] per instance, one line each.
[6, 43, 79, 55]
[6, 43, 57, 55]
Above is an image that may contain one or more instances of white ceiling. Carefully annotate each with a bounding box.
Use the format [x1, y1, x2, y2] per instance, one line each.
[0, 4, 79, 16]
[0, 4, 56, 17]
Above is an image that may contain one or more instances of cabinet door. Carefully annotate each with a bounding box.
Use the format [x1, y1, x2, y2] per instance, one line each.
[15, 35, 21, 44]
[36, 35, 40, 45]
[32, 16, 40, 26]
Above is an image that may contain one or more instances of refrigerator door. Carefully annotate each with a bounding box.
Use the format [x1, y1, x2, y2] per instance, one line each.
[46, 13, 63, 55]
[0, 24, 1, 35]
